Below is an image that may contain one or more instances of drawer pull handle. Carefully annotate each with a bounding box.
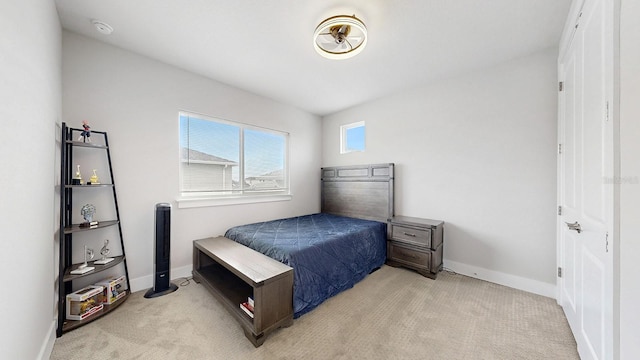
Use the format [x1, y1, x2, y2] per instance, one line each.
[403, 232, 417, 237]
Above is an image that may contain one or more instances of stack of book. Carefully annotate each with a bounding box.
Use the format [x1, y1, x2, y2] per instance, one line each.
[240, 296, 254, 318]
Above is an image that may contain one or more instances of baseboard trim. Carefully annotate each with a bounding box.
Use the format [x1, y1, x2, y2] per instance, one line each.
[444, 260, 556, 298]
[130, 262, 556, 298]
[38, 320, 56, 360]
[129, 265, 193, 293]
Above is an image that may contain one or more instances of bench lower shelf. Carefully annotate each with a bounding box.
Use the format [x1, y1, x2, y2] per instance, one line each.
[192, 236, 293, 347]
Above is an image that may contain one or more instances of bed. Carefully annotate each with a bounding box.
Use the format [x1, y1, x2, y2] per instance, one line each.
[224, 163, 394, 318]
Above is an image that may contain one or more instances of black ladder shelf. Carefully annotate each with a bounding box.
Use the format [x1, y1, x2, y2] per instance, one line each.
[57, 122, 131, 336]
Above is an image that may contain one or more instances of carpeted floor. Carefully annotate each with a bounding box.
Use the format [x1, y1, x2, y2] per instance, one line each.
[50, 266, 578, 360]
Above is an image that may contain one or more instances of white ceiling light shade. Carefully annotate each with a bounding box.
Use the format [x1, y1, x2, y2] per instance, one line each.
[313, 15, 367, 60]
[91, 19, 113, 35]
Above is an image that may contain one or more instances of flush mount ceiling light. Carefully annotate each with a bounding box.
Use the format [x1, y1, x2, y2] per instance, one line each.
[91, 19, 113, 35]
[313, 15, 367, 60]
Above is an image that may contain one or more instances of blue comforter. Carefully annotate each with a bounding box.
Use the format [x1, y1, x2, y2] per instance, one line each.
[224, 213, 387, 318]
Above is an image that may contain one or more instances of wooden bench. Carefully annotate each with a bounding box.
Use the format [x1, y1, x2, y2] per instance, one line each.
[192, 236, 293, 347]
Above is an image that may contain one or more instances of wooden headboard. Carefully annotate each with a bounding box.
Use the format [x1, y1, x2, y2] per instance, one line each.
[321, 163, 394, 223]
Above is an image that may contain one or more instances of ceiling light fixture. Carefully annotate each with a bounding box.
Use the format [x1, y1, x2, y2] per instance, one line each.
[91, 19, 113, 35]
[313, 15, 367, 60]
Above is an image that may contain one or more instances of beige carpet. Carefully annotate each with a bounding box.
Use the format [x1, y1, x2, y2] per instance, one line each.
[50, 266, 578, 360]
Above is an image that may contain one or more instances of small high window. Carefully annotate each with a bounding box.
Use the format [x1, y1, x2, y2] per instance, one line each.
[340, 121, 365, 154]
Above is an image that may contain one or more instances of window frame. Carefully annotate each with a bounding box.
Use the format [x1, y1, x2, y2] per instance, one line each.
[340, 121, 366, 154]
[177, 111, 291, 208]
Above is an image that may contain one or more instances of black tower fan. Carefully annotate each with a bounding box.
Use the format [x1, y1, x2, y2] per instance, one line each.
[144, 203, 178, 298]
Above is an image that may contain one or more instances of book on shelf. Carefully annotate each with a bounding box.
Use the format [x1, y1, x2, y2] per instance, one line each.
[244, 300, 254, 312]
[248, 296, 254, 308]
[240, 302, 254, 318]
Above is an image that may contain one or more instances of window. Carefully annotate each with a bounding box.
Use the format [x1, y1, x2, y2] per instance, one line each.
[179, 112, 289, 202]
[340, 121, 365, 153]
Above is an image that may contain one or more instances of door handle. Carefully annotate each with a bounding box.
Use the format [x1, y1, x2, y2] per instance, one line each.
[565, 221, 582, 233]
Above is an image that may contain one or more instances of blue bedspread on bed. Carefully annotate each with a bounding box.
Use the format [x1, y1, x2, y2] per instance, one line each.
[224, 213, 387, 318]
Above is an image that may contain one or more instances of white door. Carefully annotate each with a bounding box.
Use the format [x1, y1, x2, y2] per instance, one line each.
[558, 0, 614, 359]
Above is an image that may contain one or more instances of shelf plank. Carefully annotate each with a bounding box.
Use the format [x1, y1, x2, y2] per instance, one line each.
[63, 255, 125, 282]
[65, 140, 108, 149]
[62, 291, 129, 333]
[64, 220, 119, 234]
[64, 184, 114, 188]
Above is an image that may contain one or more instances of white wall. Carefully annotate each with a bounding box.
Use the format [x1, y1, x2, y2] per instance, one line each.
[62, 31, 322, 291]
[323, 49, 559, 296]
[0, 1, 61, 359]
[619, 0, 640, 357]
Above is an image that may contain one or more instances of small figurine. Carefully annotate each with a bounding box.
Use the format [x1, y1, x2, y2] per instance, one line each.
[73, 245, 95, 272]
[95, 239, 114, 264]
[80, 298, 96, 313]
[80, 203, 96, 224]
[70, 245, 95, 274]
[78, 120, 91, 143]
[100, 239, 110, 258]
[72, 165, 83, 185]
[89, 169, 100, 184]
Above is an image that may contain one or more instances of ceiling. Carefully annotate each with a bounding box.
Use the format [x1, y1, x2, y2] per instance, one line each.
[55, 0, 572, 116]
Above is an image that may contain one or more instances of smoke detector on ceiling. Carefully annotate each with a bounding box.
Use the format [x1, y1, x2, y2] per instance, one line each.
[91, 19, 113, 35]
[313, 15, 367, 60]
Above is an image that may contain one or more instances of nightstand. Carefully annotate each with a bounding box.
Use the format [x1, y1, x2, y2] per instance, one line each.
[386, 216, 444, 279]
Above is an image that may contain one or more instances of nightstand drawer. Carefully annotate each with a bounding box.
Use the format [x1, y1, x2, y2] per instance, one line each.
[387, 241, 430, 270]
[390, 225, 431, 248]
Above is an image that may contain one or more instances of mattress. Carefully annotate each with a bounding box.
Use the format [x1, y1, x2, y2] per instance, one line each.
[224, 213, 387, 318]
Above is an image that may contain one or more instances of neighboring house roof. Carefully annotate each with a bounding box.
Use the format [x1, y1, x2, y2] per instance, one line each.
[181, 147, 237, 166]
[247, 169, 283, 180]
